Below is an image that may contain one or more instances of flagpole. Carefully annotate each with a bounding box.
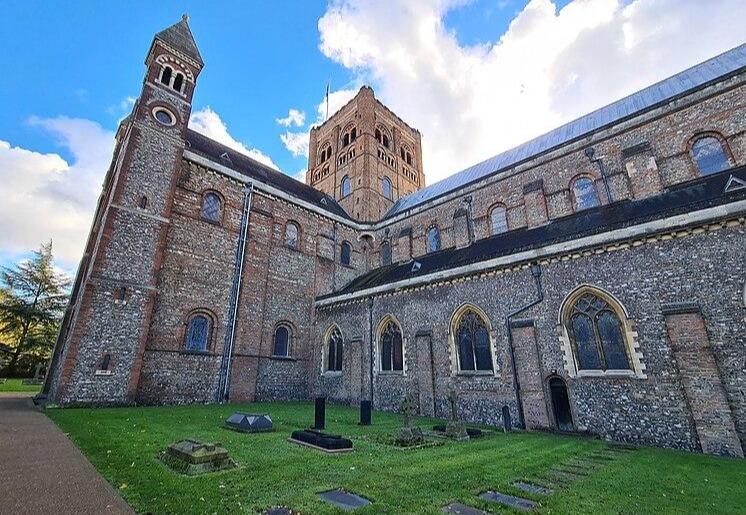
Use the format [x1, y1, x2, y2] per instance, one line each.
[326, 81, 330, 121]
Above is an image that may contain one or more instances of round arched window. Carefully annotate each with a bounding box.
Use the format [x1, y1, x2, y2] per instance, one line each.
[153, 107, 176, 126]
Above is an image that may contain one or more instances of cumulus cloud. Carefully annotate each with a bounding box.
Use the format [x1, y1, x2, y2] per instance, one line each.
[276, 108, 306, 127]
[0, 117, 115, 268]
[318, 0, 746, 183]
[280, 131, 310, 158]
[189, 107, 279, 169]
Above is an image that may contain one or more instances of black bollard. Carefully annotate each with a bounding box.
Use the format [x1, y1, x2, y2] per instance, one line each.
[314, 396, 326, 429]
[502, 405, 512, 433]
[359, 400, 372, 426]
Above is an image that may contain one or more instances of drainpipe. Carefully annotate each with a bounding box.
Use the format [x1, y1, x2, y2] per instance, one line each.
[367, 296, 374, 406]
[584, 147, 613, 203]
[505, 263, 544, 429]
[218, 183, 253, 402]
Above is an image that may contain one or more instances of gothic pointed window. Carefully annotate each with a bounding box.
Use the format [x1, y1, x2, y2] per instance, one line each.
[380, 242, 392, 266]
[455, 308, 492, 372]
[427, 226, 441, 253]
[285, 221, 300, 249]
[341, 175, 351, 197]
[185, 313, 211, 352]
[379, 319, 403, 372]
[571, 176, 600, 211]
[340, 241, 352, 266]
[382, 176, 393, 200]
[325, 326, 343, 372]
[160, 65, 173, 86]
[691, 135, 730, 176]
[490, 204, 508, 235]
[565, 292, 630, 372]
[201, 192, 222, 223]
[273, 324, 291, 357]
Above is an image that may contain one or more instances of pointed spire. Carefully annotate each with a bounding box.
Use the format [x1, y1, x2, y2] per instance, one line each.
[154, 15, 203, 65]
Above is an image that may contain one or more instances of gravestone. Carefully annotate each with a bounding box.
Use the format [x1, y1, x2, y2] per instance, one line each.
[160, 439, 235, 475]
[289, 429, 353, 452]
[314, 397, 326, 429]
[318, 489, 371, 511]
[394, 392, 424, 445]
[442, 502, 487, 514]
[480, 491, 537, 511]
[225, 412, 273, 433]
[502, 405, 512, 432]
[445, 389, 468, 440]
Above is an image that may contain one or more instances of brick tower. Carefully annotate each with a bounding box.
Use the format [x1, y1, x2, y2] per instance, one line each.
[44, 16, 203, 404]
[306, 87, 425, 221]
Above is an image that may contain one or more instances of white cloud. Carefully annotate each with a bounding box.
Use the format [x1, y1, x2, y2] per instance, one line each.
[276, 108, 306, 127]
[0, 117, 115, 268]
[315, 88, 358, 122]
[318, 0, 746, 184]
[280, 131, 310, 158]
[189, 107, 279, 169]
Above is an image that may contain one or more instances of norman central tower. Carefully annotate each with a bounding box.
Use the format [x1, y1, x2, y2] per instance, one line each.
[306, 87, 425, 221]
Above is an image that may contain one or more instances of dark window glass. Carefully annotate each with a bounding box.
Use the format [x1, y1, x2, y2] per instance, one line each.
[572, 177, 600, 211]
[380, 242, 392, 266]
[375, 129, 382, 144]
[490, 206, 508, 235]
[139, 196, 148, 209]
[380, 321, 403, 371]
[342, 134, 350, 147]
[201, 192, 221, 222]
[427, 226, 441, 253]
[691, 136, 729, 176]
[351, 128, 357, 141]
[173, 73, 184, 92]
[456, 310, 492, 371]
[382, 134, 390, 148]
[326, 327, 343, 371]
[566, 292, 630, 371]
[100, 353, 111, 371]
[273, 325, 290, 357]
[340, 241, 352, 266]
[154, 109, 174, 125]
[185, 314, 210, 352]
[382, 177, 393, 200]
[406, 152, 412, 165]
[160, 66, 172, 85]
[341, 176, 351, 197]
[285, 222, 299, 249]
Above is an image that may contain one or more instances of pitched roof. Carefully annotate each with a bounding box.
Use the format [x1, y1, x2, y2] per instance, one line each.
[320, 166, 746, 302]
[184, 129, 352, 220]
[155, 15, 203, 65]
[385, 43, 746, 219]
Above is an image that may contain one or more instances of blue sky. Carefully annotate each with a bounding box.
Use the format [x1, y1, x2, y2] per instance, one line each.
[0, 0, 743, 272]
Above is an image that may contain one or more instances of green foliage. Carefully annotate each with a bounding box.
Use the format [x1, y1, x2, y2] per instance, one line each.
[47, 402, 746, 514]
[0, 242, 70, 376]
[0, 378, 43, 392]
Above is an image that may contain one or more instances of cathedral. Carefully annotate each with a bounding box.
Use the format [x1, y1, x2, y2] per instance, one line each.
[42, 17, 745, 458]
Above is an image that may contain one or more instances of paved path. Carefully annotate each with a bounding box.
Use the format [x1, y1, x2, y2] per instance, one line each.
[0, 394, 134, 514]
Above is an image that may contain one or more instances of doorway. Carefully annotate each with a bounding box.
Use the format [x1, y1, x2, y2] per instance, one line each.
[549, 376, 573, 431]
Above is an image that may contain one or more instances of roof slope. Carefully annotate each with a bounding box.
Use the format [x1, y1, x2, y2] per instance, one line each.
[155, 16, 203, 65]
[385, 43, 746, 218]
[185, 129, 352, 220]
[321, 166, 746, 302]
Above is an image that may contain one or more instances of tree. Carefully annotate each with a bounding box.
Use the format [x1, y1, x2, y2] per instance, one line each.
[0, 242, 70, 376]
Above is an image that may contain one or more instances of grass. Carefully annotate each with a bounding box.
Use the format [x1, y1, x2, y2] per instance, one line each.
[0, 378, 42, 392]
[46, 402, 745, 514]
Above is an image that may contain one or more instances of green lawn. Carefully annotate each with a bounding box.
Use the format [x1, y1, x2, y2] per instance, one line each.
[46, 402, 745, 514]
[0, 378, 42, 392]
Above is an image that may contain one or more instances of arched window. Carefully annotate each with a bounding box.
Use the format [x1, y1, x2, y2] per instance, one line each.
[379, 319, 403, 371]
[342, 133, 350, 147]
[325, 326, 343, 372]
[185, 312, 211, 352]
[691, 135, 730, 176]
[454, 308, 492, 372]
[160, 65, 173, 86]
[382, 134, 390, 149]
[427, 226, 441, 253]
[173, 73, 184, 92]
[565, 292, 630, 372]
[375, 129, 382, 144]
[382, 176, 393, 200]
[201, 192, 222, 223]
[490, 205, 508, 235]
[285, 221, 300, 249]
[340, 241, 352, 266]
[341, 175, 351, 197]
[380, 242, 392, 266]
[571, 177, 600, 211]
[273, 324, 291, 357]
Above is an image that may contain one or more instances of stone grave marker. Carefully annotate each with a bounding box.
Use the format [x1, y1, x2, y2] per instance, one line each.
[318, 489, 371, 511]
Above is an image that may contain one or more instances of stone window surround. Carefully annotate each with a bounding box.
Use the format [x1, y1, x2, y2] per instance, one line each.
[199, 189, 224, 225]
[557, 284, 646, 379]
[320, 324, 344, 376]
[284, 219, 302, 250]
[569, 172, 603, 212]
[448, 303, 499, 377]
[182, 308, 217, 353]
[685, 130, 736, 178]
[373, 314, 407, 376]
[272, 321, 294, 358]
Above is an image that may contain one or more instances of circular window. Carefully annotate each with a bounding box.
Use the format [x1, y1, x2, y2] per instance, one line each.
[152, 107, 176, 126]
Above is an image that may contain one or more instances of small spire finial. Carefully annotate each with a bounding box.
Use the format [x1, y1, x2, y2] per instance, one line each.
[182, 13, 189, 22]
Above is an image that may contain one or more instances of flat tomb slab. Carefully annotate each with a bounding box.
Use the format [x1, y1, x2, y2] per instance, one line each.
[513, 481, 553, 495]
[319, 489, 371, 511]
[480, 491, 537, 511]
[289, 429, 353, 453]
[160, 439, 235, 475]
[442, 502, 487, 514]
[225, 412, 274, 433]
